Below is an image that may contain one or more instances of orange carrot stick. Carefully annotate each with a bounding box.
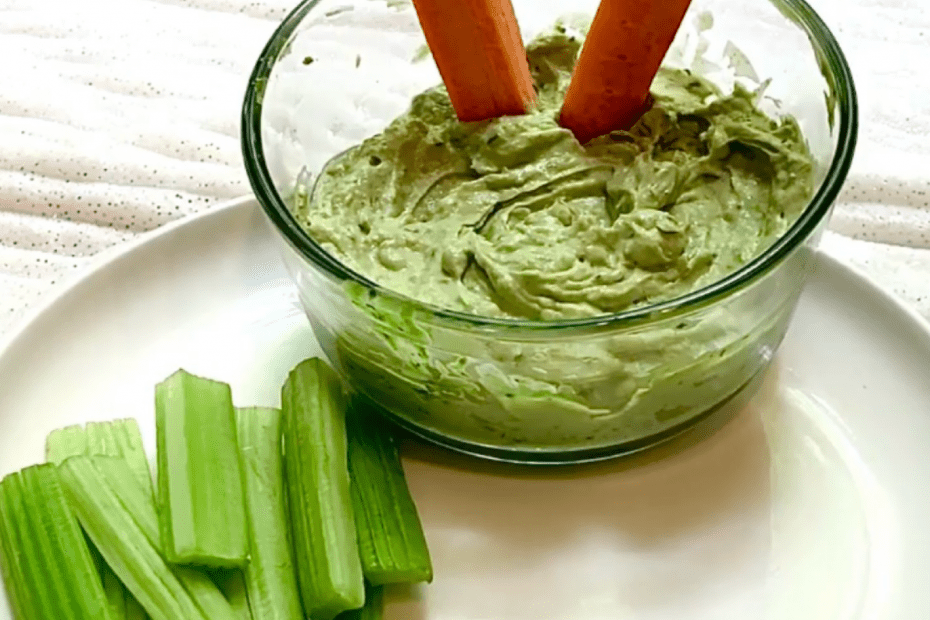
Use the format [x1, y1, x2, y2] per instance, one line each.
[411, 0, 536, 122]
[560, 0, 693, 143]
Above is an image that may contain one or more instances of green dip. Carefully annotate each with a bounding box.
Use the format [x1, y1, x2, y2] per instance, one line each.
[290, 28, 816, 454]
[295, 30, 814, 321]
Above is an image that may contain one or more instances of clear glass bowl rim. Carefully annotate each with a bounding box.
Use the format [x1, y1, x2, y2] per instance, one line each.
[241, 0, 858, 334]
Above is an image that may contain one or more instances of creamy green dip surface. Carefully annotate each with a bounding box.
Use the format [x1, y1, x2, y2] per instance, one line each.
[295, 30, 814, 321]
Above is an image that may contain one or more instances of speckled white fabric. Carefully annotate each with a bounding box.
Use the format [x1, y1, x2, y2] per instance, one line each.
[0, 0, 928, 335]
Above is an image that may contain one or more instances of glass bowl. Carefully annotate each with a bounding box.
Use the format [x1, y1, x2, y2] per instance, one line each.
[242, 0, 857, 463]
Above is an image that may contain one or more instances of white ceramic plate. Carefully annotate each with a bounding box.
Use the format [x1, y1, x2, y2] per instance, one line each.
[1, 197, 928, 620]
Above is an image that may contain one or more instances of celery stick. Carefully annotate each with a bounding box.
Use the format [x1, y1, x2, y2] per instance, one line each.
[0, 464, 112, 620]
[46, 424, 89, 463]
[213, 569, 252, 620]
[282, 358, 364, 619]
[46, 418, 154, 618]
[347, 409, 432, 585]
[156, 369, 247, 567]
[0, 493, 33, 619]
[0, 472, 43, 619]
[47, 418, 154, 500]
[60, 456, 239, 620]
[336, 583, 384, 620]
[236, 407, 302, 620]
[87, 420, 155, 499]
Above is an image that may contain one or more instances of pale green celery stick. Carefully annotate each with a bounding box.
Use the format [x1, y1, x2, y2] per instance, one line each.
[86, 420, 155, 499]
[59, 456, 239, 620]
[156, 369, 247, 567]
[0, 464, 112, 620]
[46, 424, 89, 464]
[347, 409, 432, 585]
[282, 358, 364, 619]
[236, 406, 302, 620]
[47, 419, 154, 500]
[213, 569, 252, 620]
[46, 418, 154, 618]
[336, 584, 384, 620]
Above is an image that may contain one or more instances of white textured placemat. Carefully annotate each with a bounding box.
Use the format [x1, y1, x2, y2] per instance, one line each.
[1, 0, 928, 335]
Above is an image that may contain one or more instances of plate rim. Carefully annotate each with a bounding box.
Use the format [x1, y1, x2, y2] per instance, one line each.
[0, 196, 256, 357]
[2, 198, 930, 366]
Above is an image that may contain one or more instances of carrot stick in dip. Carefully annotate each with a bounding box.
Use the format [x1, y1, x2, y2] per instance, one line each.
[560, 0, 693, 143]
[411, 0, 536, 122]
